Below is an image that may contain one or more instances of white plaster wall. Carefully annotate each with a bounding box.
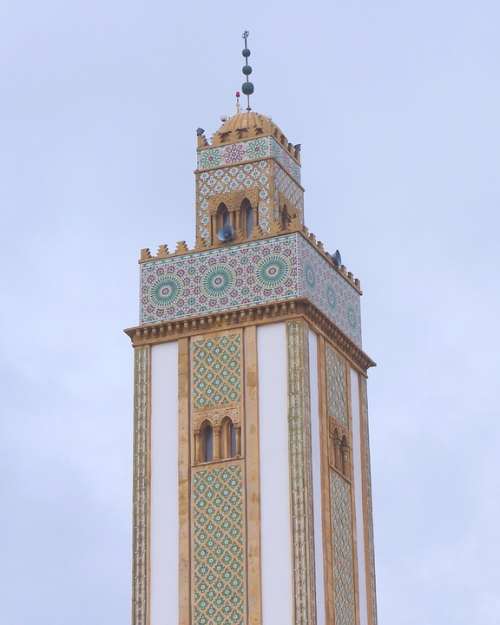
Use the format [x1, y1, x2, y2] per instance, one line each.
[350, 368, 368, 625]
[308, 330, 326, 625]
[150, 342, 179, 625]
[257, 323, 293, 625]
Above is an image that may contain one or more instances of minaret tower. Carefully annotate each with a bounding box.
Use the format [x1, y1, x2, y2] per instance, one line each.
[126, 32, 378, 625]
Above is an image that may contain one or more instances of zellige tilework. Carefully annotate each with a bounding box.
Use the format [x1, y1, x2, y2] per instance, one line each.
[331, 470, 356, 625]
[141, 234, 299, 323]
[196, 137, 302, 244]
[325, 344, 348, 427]
[191, 333, 242, 410]
[272, 161, 304, 223]
[196, 160, 272, 241]
[192, 464, 246, 625]
[297, 235, 362, 346]
[197, 136, 301, 184]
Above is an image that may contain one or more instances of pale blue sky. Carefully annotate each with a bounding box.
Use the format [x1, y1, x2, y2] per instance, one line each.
[1, 1, 499, 624]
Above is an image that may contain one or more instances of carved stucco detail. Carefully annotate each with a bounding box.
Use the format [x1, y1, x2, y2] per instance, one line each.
[132, 345, 150, 625]
[207, 188, 261, 216]
[192, 406, 241, 432]
[287, 320, 316, 625]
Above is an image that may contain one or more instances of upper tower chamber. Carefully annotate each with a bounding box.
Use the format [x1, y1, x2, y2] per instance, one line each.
[195, 110, 303, 246]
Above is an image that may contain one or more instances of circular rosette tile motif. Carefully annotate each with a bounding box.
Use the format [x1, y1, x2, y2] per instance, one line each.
[202, 266, 235, 297]
[347, 306, 358, 330]
[257, 255, 289, 288]
[327, 285, 337, 311]
[150, 276, 181, 306]
[304, 263, 316, 288]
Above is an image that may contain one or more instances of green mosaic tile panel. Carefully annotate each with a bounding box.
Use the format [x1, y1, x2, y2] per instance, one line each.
[192, 334, 241, 410]
[298, 235, 362, 346]
[326, 344, 348, 427]
[192, 464, 245, 625]
[331, 470, 356, 625]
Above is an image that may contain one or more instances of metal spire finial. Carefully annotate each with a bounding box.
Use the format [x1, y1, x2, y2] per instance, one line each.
[241, 30, 254, 112]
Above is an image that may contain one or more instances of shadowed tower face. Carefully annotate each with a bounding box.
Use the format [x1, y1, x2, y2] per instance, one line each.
[126, 33, 378, 625]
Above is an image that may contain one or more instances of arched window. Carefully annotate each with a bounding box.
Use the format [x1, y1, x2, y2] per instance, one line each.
[221, 417, 237, 459]
[200, 421, 213, 463]
[280, 205, 291, 230]
[240, 199, 255, 239]
[216, 203, 230, 232]
[341, 435, 350, 477]
[333, 429, 341, 471]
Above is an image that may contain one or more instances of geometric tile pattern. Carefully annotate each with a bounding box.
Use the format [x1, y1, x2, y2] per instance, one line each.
[197, 137, 270, 172]
[196, 160, 272, 242]
[192, 464, 245, 625]
[298, 235, 362, 346]
[196, 137, 301, 244]
[140, 234, 299, 324]
[192, 333, 241, 410]
[197, 136, 301, 184]
[331, 470, 356, 625]
[325, 344, 348, 427]
[140, 233, 362, 347]
[272, 161, 304, 223]
[270, 136, 301, 183]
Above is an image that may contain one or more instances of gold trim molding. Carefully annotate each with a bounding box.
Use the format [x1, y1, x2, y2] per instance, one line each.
[360, 377, 379, 625]
[124, 299, 375, 373]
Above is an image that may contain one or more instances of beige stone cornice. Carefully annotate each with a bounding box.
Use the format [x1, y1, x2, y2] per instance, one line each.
[124, 298, 376, 373]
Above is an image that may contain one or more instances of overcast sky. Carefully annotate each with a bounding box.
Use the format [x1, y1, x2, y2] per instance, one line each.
[1, 1, 499, 624]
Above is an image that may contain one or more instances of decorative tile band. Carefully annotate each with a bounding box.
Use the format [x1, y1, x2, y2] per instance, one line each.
[132, 346, 150, 625]
[330, 470, 356, 625]
[140, 233, 362, 347]
[192, 463, 246, 625]
[141, 234, 299, 324]
[197, 136, 301, 184]
[287, 320, 316, 625]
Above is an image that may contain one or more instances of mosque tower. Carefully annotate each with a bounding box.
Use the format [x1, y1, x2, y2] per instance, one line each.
[125, 32, 378, 625]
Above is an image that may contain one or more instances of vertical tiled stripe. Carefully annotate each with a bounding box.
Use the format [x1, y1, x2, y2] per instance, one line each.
[287, 320, 316, 625]
[132, 345, 151, 625]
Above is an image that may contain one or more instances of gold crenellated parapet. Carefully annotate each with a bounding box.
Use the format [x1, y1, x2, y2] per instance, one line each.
[138, 225, 362, 293]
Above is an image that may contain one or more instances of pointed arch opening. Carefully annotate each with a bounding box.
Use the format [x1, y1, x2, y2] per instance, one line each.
[280, 204, 291, 230]
[240, 198, 255, 239]
[216, 203, 230, 232]
[200, 421, 214, 463]
[333, 428, 341, 471]
[221, 417, 237, 459]
[341, 435, 350, 478]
